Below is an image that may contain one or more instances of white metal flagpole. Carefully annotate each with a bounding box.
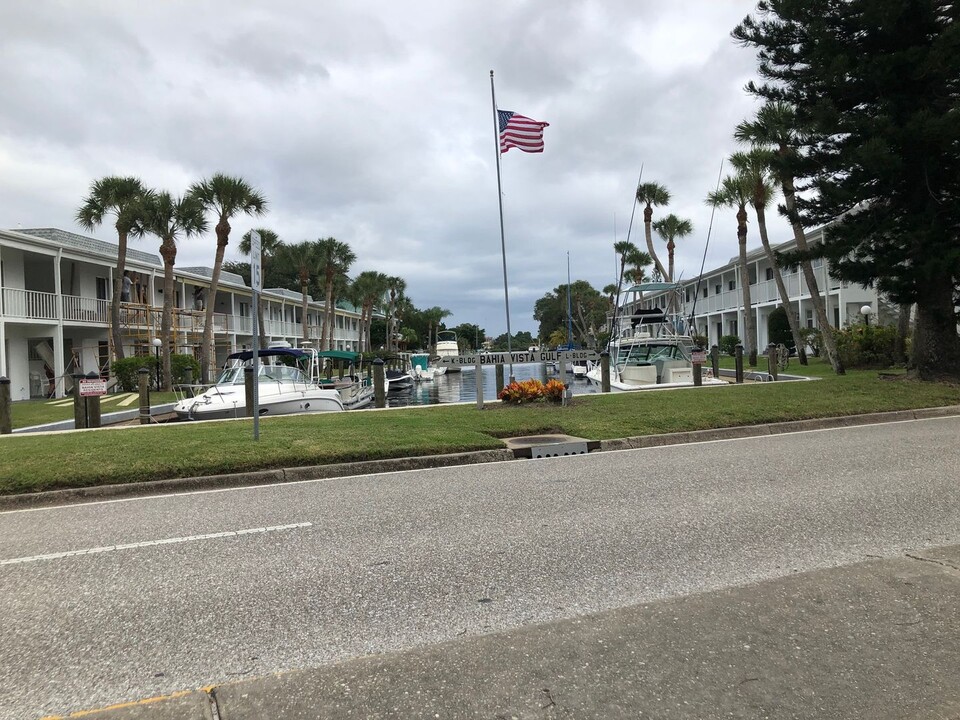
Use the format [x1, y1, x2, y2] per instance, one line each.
[490, 69, 515, 384]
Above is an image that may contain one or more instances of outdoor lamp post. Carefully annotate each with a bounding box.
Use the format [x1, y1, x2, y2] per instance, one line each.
[151, 337, 162, 389]
[861, 304, 873, 327]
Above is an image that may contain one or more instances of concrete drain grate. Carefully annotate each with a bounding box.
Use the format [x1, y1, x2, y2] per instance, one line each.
[502, 434, 599, 459]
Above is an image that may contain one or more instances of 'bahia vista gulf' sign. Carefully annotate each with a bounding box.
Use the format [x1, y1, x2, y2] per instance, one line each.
[441, 350, 599, 366]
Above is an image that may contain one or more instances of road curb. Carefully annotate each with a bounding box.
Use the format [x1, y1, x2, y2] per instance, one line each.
[3, 406, 959, 511]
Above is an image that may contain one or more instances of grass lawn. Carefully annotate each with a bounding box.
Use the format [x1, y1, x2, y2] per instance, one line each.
[1, 359, 958, 496]
[6, 392, 181, 430]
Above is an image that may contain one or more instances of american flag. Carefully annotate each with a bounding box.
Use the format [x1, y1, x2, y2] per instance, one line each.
[498, 110, 549, 153]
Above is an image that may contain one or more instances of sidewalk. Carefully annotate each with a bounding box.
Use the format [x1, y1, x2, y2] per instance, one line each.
[60, 545, 960, 720]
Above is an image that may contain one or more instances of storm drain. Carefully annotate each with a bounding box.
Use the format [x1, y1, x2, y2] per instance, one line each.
[502, 434, 598, 459]
[530, 440, 589, 458]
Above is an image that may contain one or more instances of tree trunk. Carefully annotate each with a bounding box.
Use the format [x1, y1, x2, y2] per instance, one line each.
[643, 206, 669, 280]
[756, 205, 807, 364]
[301, 286, 309, 346]
[912, 278, 960, 380]
[111, 230, 128, 361]
[737, 207, 758, 366]
[782, 175, 844, 374]
[160, 239, 176, 391]
[324, 276, 335, 351]
[894, 303, 912, 365]
[201, 218, 230, 383]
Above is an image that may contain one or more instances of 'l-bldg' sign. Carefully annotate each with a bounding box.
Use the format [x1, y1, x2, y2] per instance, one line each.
[441, 349, 599, 366]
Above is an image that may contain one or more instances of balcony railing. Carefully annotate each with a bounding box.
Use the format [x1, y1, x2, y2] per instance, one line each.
[63, 295, 109, 323]
[1, 287, 58, 320]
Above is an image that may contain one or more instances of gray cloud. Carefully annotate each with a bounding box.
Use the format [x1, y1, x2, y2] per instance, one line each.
[0, 1, 786, 336]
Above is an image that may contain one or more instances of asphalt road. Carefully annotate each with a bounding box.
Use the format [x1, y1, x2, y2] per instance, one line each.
[2, 416, 959, 720]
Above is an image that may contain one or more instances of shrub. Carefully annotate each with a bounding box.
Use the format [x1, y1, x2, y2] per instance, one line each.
[690, 333, 709, 350]
[767, 306, 793, 348]
[835, 324, 898, 368]
[719, 334, 741, 356]
[543, 379, 567, 402]
[112, 353, 201, 391]
[498, 379, 545, 404]
[171, 354, 201, 384]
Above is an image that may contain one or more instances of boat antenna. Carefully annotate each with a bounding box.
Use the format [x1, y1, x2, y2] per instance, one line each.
[609, 164, 643, 344]
[688, 158, 724, 337]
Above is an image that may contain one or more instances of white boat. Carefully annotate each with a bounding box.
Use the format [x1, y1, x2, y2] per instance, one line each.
[315, 349, 375, 409]
[435, 330, 461, 373]
[174, 347, 345, 420]
[411, 352, 447, 381]
[586, 282, 725, 391]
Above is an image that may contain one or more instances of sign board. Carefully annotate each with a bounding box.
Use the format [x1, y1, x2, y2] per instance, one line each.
[78, 378, 108, 396]
[250, 230, 262, 293]
[691, 351, 707, 364]
[440, 350, 599, 366]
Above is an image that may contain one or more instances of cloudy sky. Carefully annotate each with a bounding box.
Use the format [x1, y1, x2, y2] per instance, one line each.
[0, 1, 785, 337]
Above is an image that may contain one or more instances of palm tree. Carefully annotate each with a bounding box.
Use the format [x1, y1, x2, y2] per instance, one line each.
[635, 182, 671, 281]
[76, 177, 152, 361]
[281, 241, 317, 346]
[422, 306, 452, 351]
[188, 174, 267, 381]
[707, 173, 758, 366]
[314, 238, 357, 351]
[735, 102, 844, 374]
[652, 214, 693, 284]
[349, 271, 390, 352]
[239, 228, 281, 349]
[143, 192, 207, 389]
[729, 149, 807, 365]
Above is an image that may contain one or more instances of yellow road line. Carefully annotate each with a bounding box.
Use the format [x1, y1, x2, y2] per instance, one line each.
[39, 690, 195, 719]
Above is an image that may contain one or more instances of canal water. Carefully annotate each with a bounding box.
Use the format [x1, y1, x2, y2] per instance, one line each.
[382, 363, 601, 408]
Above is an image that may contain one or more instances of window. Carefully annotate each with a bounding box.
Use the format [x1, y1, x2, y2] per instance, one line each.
[239, 302, 249, 317]
[765, 267, 774, 281]
[805, 309, 814, 328]
[685, 288, 691, 303]
[96, 277, 108, 301]
[729, 320, 738, 336]
[728, 279, 736, 291]
[702, 286, 708, 298]
[715, 284, 722, 295]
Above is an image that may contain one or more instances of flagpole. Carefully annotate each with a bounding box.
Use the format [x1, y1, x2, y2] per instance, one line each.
[490, 69, 515, 384]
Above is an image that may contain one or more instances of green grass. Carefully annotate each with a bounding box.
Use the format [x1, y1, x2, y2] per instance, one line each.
[6, 392, 180, 430]
[1, 359, 958, 496]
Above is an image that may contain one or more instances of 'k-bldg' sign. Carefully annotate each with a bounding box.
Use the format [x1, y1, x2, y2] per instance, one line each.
[441, 350, 599, 366]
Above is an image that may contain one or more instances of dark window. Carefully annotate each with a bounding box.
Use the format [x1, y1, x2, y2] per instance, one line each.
[765, 267, 774, 281]
[728, 279, 736, 291]
[715, 284, 722, 294]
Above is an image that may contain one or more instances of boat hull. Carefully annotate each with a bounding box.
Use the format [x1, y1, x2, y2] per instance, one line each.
[175, 388, 344, 420]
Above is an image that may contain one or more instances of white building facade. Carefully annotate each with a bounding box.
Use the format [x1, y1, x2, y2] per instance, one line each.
[0, 228, 364, 400]
[627, 226, 882, 350]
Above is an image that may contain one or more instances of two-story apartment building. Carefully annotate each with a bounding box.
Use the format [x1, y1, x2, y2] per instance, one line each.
[624, 225, 882, 350]
[0, 228, 364, 400]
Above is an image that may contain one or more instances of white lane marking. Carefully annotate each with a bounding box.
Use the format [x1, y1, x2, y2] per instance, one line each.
[0, 522, 312, 565]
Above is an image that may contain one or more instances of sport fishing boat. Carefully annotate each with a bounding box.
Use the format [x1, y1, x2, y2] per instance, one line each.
[586, 282, 725, 391]
[174, 347, 345, 420]
[434, 330, 461, 373]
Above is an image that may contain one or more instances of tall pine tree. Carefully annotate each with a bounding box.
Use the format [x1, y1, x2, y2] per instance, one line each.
[734, 0, 960, 379]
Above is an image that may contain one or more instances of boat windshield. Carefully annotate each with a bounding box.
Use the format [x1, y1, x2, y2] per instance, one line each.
[619, 342, 686, 364]
[215, 363, 308, 385]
